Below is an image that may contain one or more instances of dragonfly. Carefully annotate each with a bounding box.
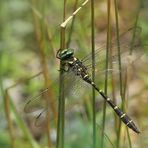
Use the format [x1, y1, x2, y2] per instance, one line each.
[24, 27, 142, 133]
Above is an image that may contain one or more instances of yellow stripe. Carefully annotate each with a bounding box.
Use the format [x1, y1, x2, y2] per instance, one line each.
[120, 113, 126, 118]
[91, 82, 94, 85]
[84, 74, 88, 78]
[99, 89, 102, 93]
[107, 98, 110, 101]
[74, 57, 77, 61]
[126, 120, 132, 125]
[114, 106, 118, 110]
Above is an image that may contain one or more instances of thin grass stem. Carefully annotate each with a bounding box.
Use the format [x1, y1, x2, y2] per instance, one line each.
[90, 0, 96, 147]
[4, 91, 15, 148]
[56, 1, 67, 148]
[101, 0, 111, 147]
[4, 73, 42, 148]
[130, 1, 141, 54]
[60, 0, 89, 28]
[67, 0, 79, 47]
[123, 68, 132, 148]
[113, 0, 125, 147]
[4, 71, 42, 147]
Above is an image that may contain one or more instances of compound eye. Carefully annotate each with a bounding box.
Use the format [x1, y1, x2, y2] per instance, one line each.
[60, 50, 65, 54]
[63, 50, 67, 54]
[57, 48, 74, 60]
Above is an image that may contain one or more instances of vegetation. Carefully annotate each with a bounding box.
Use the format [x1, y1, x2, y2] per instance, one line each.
[0, 0, 147, 148]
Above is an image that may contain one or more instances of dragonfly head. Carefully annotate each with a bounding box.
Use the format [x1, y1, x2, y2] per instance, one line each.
[57, 48, 74, 60]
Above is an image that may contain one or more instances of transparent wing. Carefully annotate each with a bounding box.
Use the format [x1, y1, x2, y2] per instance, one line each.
[24, 71, 84, 126]
[24, 86, 56, 126]
[24, 88, 50, 113]
[81, 27, 142, 74]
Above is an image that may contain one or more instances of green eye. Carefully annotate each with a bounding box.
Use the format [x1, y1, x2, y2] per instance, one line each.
[61, 49, 67, 55]
[59, 48, 74, 60]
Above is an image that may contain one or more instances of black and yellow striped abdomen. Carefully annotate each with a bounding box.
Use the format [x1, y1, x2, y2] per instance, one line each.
[91, 83, 140, 133]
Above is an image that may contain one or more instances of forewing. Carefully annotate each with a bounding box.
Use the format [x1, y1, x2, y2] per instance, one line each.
[81, 27, 142, 77]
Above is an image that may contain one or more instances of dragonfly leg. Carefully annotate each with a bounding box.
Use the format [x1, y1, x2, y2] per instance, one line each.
[56, 49, 61, 59]
[58, 65, 70, 72]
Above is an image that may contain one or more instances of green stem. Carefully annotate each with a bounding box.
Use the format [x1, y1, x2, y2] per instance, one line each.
[56, 1, 67, 147]
[114, 0, 124, 147]
[90, 0, 96, 147]
[101, 0, 111, 147]
[67, 0, 78, 47]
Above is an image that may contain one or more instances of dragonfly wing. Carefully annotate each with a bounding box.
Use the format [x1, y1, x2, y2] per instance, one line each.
[24, 88, 52, 113]
[81, 27, 143, 77]
[24, 70, 84, 126]
[81, 26, 142, 67]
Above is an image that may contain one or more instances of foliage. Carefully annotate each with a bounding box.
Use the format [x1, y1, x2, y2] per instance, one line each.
[0, 0, 147, 148]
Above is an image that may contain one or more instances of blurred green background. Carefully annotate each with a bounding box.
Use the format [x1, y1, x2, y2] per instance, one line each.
[0, 0, 147, 148]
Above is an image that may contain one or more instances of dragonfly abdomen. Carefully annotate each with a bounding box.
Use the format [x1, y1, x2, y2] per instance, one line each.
[90, 82, 140, 133]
